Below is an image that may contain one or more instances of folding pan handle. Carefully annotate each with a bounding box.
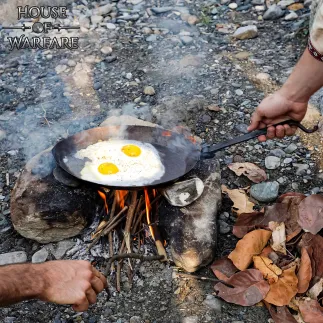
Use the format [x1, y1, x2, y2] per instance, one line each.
[201, 120, 318, 160]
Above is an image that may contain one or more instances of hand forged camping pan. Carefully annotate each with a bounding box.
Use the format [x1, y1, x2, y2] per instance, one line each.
[52, 120, 318, 190]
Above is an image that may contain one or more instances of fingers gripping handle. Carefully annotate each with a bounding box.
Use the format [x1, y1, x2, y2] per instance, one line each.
[201, 120, 318, 160]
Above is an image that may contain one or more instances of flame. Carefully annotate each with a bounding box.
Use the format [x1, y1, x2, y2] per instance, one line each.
[162, 130, 172, 137]
[187, 135, 197, 144]
[116, 190, 128, 209]
[98, 190, 108, 214]
[144, 189, 155, 240]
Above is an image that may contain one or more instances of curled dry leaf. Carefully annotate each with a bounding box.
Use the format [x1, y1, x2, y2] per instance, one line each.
[299, 233, 323, 280]
[222, 185, 255, 215]
[260, 246, 274, 258]
[253, 256, 282, 283]
[297, 247, 312, 294]
[228, 162, 267, 183]
[264, 266, 298, 306]
[307, 278, 323, 300]
[299, 299, 323, 323]
[269, 221, 286, 255]
[264, 302, 297, 323]
[214, 269, 270, 306]
[210, 257, 238, 282]
[298, 195, 323, 235]
[228, 229, 272, 271]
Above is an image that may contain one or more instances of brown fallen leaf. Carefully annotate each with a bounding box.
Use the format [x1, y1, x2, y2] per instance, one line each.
[299, 299, 323, 323]
[299, 233, 323, 280]
[228, 162, 267, 183]
[210, 257, 238, 282]
[297, 248, 312, 294]
[307, 278, 323, 300]
[269, 221, 286, 255]
[264, 302, 297, 323]
[214, 269, 270, 306]
[264, 266, 298, 306]
[228, 229, 272, 271]
[222, 185, 255, 215]
[298, 195, 323, 235]
[260, 246, 274, 258]
[253, 256, 282, 283]
[288, 3, 304, 10]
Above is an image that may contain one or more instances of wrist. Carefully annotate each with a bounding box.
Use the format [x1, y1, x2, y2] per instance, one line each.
[279, 83, 310, 104]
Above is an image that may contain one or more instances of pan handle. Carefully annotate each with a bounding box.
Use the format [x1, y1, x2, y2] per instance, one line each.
[201, 120, 318, 160]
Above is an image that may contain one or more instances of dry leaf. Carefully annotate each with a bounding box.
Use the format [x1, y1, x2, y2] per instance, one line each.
[265, 302, 298, 323]
[260, 246, 274, 258]
[298, 195, 323, 235]
[210, 257, 238, 282]
[299, 233, 323, 280]
[297, 248, 312, 294]
[233, 212, 266, 238]
[228, 229, 272, 271]
[253, 256, 282, 283]
[307, 278, 323, 299]
[222, 185, 255, 215]
[214, 269, 270, 306]
[299, 299, 323, 323]
[228, 162, 267, 183]
[288, 3, 304, 10]
[269, 222, 286, 255]
[264, 266, 298, 306]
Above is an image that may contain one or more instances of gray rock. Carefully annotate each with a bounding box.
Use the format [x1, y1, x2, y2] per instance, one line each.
[93, 4, 113, 15]
[106, 23, 116, 29]
[91, 15, 103, 24]
[285, 143, 298, 153]
[52, 240, 75, 259]
[304, 0, 312, 7]
[32, 248, 49, 263]
[233, 25, 258, 40]
[93, 82, 102, 90]
[283, 158, 293, 164]
[203, 295, 223, 312]
[235, 124, 248, 134]
[263, 5, 285, 20]
[146, 35, 157, 42]
[252, 0, 265, 4]
[129, 317, 144, 323]
[80, 16, 90, 29]
[219, 220, 231, 234]
[0, 129, 6, 141]
[151, 7, 173, 14]
[285, 11, 298, 20]
[67, 60, 76, 67]
[0, 251, 27, 265]
[265, 156, 280, 169]
[101, 46, 113, 55]
[292, 182, 299, 190]
[250, 181, 279, 202]
[180, 36, 194, 45]
[182, 317, 199, 323]
[202, 114, 212, 123]
[235, 89, 244, 96]
[105, 55, 117, 63]
[277, 0, 295, 8]
[55, 64, 67, 74]
[293, 163, 309, 175]
[269, 148, 286, 158]
[144, 86, 155, 95]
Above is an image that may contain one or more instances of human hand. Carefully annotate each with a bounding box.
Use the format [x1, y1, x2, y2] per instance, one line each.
[247, 90, 308, 141]
[38, 260, 107, 312]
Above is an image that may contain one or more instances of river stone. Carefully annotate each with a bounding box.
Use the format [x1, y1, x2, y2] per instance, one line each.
[93, 4, 113, 15]
[265, 156, 280, 169]
[250, 181, 279, 202]
[0, 129, 6, 141]
[10, 148, 96, 243]
[263, 5, 285, 20]
[170, 162, 221, 272]
[32, 248, 49, 263]
[269, 149, 286, 158]
[182, 317, 199, 323]
[0, 251, 27, 265]
[285, 143, 298, 153]
[233, 25, 258, 40]
[203, 295, 223, 313]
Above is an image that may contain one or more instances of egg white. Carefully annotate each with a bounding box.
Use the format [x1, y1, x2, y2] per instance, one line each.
[74, 140, 165, 186]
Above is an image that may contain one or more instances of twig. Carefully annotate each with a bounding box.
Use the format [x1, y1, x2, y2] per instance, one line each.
[41, 103, 51, 127]
[124, 191, 138, 254]
[174, 272, 234, 287]
[109, 193, 117, 272]
[105, 253, 165, 276]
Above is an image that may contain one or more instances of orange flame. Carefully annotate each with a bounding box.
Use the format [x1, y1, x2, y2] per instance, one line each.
[162, 130, 172, 137]
[144, 189, 155, 240]
[98, 190, 108, 214]
[116, 190, 128, 209]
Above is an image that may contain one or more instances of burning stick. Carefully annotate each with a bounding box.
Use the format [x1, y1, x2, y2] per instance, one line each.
[124, 191, 138, 254]
[108, 193, 117, 272]
[144, 189, 167, 261]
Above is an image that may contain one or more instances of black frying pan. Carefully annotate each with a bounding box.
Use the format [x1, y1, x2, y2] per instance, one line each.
[52, 120, 318, 189]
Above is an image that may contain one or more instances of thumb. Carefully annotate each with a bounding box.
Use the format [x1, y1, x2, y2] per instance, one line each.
[247, 112, 262, 131]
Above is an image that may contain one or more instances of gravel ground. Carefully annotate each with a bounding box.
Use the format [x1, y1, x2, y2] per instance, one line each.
[0, 0, 322, 322]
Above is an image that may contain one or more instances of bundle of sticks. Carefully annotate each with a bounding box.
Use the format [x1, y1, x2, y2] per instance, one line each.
[89, 189, 167, 291]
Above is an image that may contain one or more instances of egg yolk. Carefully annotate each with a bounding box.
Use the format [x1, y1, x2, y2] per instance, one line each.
[121, 145, 141, 157]
[98, 163, 119, 175]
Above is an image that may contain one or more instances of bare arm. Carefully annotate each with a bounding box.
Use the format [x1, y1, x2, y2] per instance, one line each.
[248, 49, 323, 141]
[0, 260, 107, 312]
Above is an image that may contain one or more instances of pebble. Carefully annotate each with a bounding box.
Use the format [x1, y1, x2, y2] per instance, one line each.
[252, 0, 265, 4]
[233, 25, 258, 40]
[106, 23, 116, 29]
[180, 36, 194, 45]
[55, 64, 67, 74]
[283, 158, 293, 164]
[235, 124, 248, 134]
[79, 16, 90, 29]
[142, 27, 152, 34]
[146, 34, 157, 42]
[265, 156, 280, 169]
[93, 4, 113, 16]
[67, 60, 76, 67]
[182, 317, 199, 323]
[285, 143, 298, 153]
[256, 73, 270, 82]
[255, 5, 265, 11]
[250, 181, 279, 202]
[144, 86, 155, 95]
[91, 15, 104, 24]
[229, 3, 238, 9]
[235, 89, 244, 96]
[105, 55, 117, 63]
[294, 163, 309, 175]
[0, 251, 27, 265]
[219, 220, 231, 234]
[32, 248, 49, 263]
[269, 149, 286, 158]
[52, 240, 75, 260]
[277, 0, 295, 8]
[46, 54, 53, 60]
[17, 87, 24, 94]
[129, 316, 144, 323]
[235, 51, 252, 60]
[0, 129, 6, 141]
[101, 46, 113, 55]
[203, 296, 222, 313]
[208, 105, 220, 112]
[151, 7, 173, 14]
[292, 182, 299, 190]
[263, 5, 285, 20]
[285, 11, 298, 20]
[93, 82, 102, 90]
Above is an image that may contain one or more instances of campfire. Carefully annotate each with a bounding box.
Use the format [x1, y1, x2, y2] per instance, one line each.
[90, 188, 167, 291]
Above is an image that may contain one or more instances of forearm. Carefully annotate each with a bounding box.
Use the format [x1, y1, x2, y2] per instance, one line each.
[280, 49, 323, 103]
[0, 263, 45, 306]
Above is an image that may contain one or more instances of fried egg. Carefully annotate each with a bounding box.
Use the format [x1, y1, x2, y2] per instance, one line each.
[74, 140, 165, 186]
